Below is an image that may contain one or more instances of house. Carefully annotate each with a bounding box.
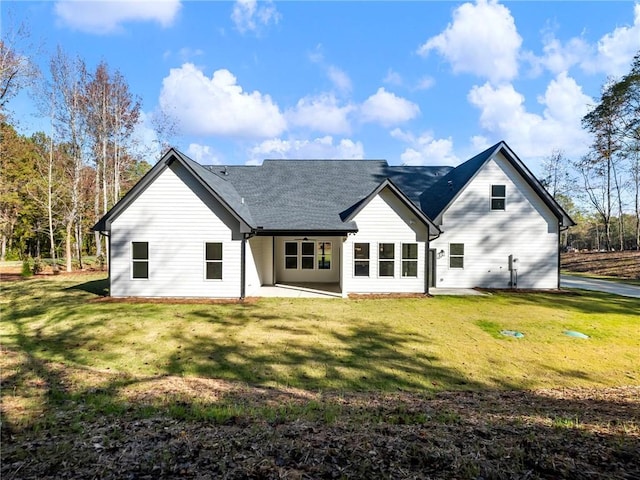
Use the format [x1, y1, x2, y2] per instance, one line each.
[93, 141, 574, 298]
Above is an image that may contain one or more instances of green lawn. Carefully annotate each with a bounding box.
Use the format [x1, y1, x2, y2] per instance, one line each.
[3, 273, 639, 478]
[2, 273, 638, 393]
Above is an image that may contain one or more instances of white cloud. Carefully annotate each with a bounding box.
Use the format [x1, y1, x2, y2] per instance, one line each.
[54, 0, 181, 34]
[308, 46, 352, 94]
[527, 4, 640, 78]
[248, 136, 364, 163]
[467, 73, 592, 158]
[415, 76, 435, 91]
[584, 3, 640, 77]
[417, 0, 522, 84]
[360, 88, 420, 126]
[391, 129, 459, 166]
[308, 44, 325, 64]
[327, 66, 352, 93]
[187, 143, 222, 164]
[384, 69, 403, 86]
[159, 63, 286, 138]
[286, 94, 354, 134]
[470, 135, 492, 152]
[231, 0, 280, 34]
[525, 32, 590, 77]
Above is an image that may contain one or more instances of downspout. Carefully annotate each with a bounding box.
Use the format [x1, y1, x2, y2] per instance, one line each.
[425, 236, 430, 295]
[558, 222, 569, 290]
[241, 235, 247, 300]
[106, 232, 111, 295]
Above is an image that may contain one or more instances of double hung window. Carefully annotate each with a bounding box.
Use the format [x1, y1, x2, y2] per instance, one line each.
[491, 185, 506, 210]
[354, 243, 370, 276]
[131, 242, 149, 279]
[449, 243, 464, 269]
[402, 243, 418, 277]
[378, 243, 395, 277]
[205, 242, 223, 280]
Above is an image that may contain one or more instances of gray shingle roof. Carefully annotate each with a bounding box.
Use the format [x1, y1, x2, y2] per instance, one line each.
[94, 140, 574, 234]
[203, 160, 452, 232]
[419, 142, 501, 219]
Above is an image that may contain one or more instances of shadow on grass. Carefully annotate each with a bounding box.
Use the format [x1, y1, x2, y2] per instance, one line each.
[490, 290, 640, 316]
[68, 278, 110, 296]
[2, 275, 640, 479]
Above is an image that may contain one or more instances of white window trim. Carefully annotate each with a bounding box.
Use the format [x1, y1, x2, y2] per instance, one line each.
[301, 241, 315, 270]
[317, 241, 332, 270]
[491, 184, 506, 211]
[204, 242, 223, 281]
[378, 242, 395, 278]
[131, 241, 149, 280]
[284, 241, 298, 270]
[449, 243, 465, 269]
[401, 243, 419, 278]
[353, 242, 370, 277]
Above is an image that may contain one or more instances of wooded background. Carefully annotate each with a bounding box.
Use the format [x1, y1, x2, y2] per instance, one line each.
[1, 20, 639, 272]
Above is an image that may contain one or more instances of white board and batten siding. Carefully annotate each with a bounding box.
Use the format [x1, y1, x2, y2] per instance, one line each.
[342, 188, 429, 295]
[110, 163, 242, 298]
[431, 152, 560, 289]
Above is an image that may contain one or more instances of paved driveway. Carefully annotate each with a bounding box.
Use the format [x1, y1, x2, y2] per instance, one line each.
[561, 275, 640, 299]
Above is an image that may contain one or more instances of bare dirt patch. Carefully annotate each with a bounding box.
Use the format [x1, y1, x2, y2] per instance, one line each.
[562, 251, 640, 279]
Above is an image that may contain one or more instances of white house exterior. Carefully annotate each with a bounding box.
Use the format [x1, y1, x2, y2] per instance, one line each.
[430, 151, 561, 289]
[94, 142, 574, 298]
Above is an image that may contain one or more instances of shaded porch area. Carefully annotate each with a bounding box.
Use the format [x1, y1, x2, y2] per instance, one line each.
[256, 282, 342, 298]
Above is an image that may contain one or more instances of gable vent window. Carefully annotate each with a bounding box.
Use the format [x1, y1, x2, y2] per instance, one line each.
[449, 243, 464, 269]
[354, 243, 370, 277]
[378, 243, 395, 277]
[131, 242, 149, 279]
[402, 243, 418, 277]
[491, 185, 506, 210]
[205, 242, 223, 280]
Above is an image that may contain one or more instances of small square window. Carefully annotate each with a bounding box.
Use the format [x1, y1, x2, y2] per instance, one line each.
[132, 261, 148, 279]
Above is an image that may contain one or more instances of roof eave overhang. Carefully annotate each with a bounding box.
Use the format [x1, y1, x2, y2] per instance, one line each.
[252, 228, 358, 237]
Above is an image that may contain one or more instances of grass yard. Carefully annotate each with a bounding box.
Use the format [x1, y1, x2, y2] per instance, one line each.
[2, 273, 639, 479]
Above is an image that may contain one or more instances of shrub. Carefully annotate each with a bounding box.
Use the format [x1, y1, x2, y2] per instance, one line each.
[32, 257, 44, 275]
[21, 258, 33, 277]
[97, 254, 106, 271]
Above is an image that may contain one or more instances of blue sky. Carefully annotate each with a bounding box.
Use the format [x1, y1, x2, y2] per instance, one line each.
[5, 0, 640, 174]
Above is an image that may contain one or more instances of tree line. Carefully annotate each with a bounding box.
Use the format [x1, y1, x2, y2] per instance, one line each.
[1, 24, 168, 270]
[1, 21, 639, 271]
